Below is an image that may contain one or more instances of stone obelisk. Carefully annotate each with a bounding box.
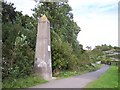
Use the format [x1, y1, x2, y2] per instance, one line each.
[34, 15, 52, 80]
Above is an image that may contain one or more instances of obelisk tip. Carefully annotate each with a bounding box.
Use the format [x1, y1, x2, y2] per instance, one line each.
[41, 14, 48, 21]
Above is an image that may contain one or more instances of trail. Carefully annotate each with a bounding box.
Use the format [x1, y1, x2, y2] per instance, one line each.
[31, 65, 109, 88]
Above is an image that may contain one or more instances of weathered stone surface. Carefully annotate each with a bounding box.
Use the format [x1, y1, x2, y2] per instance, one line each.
[34, 15, 52, 80]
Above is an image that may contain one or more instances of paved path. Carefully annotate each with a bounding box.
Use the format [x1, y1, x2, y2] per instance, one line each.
[31, 65, 109, 88]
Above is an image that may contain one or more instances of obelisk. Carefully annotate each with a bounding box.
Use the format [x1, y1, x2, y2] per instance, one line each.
[34, 15, 52, 80]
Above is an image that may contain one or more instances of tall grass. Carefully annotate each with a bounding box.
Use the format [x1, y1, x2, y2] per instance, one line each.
[86, 66, 118, 88]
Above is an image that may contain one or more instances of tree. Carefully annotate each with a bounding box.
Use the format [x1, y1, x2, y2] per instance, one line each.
[86, 46, 92, 50]
[32, 2, 83, 73]
[2, 2, 36, 80]
[2, 2, 16, 23]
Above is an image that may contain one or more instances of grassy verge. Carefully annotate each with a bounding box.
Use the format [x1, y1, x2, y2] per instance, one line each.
[2, 75, 48, 88]
[86, 66, 118, 88]
[54, 64, 102, 79]
[55, 70, 88, 79]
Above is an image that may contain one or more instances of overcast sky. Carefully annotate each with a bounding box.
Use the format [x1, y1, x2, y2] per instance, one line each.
[5, 0, 119, 49]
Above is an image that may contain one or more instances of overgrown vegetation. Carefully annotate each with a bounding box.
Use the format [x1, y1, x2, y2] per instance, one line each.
[2, 75, 47, 88]
[2, 2, 37, 81]
[55, 64, 102, 78]
[86, 66, 118, 88]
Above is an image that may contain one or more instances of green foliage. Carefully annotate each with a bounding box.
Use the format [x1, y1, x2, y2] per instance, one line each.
[2, 2, 36, 80]
[57, 71, 82, 78]
[95, 44, 113, 51]
[10, 35, 34, 77]
[90, 48, 104, 63]
[54, 64, 102, 77]
[79, 52, 90, 65]
[2, 75, 47, 88]
[51, 31, 79, 72]
[114, 46, 120, 52]
[2, 2, 16, 23]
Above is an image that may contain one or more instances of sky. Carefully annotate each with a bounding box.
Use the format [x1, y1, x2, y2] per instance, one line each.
[5, 0, 119, 49]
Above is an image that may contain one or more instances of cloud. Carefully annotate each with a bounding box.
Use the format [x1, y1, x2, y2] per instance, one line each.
[68, 0, 118, 49]
[5, 0, 37, 16]
[76, 14, 118, 48]
[68, 0, 119, 8]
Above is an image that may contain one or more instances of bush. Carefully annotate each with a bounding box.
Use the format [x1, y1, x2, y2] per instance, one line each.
[51, 30, 80, 74]
[2, 75, 47, 88]
[2, 35, 34, 80]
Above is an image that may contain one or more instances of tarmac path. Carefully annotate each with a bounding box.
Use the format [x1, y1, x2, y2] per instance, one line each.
[31, 65, 109, 88]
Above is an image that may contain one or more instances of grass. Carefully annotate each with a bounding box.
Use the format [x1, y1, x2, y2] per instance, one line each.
[1, 64, 104, 88]
[2, 75, 48, 88]
[54, 64, 102, 79]
[86, 66, 118, 88]
[56, 70, 88, 79]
